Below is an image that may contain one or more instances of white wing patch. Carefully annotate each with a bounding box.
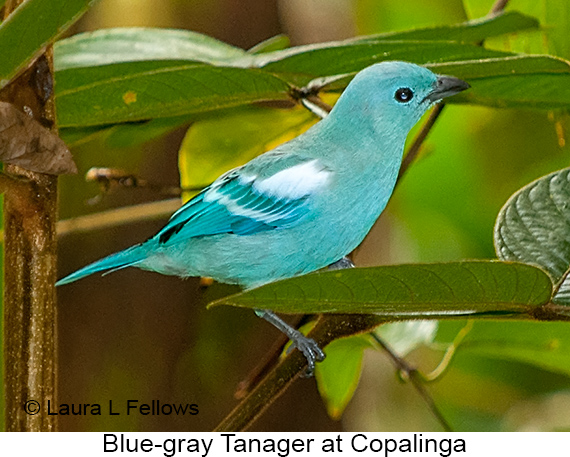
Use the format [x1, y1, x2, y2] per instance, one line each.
[253, 159, 331, 199]
[237, 174, 256, 184]
[203, 188, 298, 223]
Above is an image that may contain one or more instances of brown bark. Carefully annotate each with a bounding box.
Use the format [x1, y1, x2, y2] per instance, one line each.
[2, 1, 59, 431]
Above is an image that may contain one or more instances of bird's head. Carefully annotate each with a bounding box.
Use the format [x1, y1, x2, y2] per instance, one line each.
[332, 61, 469, 136]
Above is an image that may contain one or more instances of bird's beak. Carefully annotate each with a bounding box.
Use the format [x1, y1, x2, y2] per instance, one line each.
[425, 75, 470, 103]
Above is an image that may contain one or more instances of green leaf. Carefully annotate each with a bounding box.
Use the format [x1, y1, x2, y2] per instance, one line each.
[61, 116, 192, 149]
[253, 12, 538, 83]
[315, 335, 372, 420]
[356, 11, 539, 43]
[178, 104, 317, 200]
[248, 35, 290, 54]
[55, 42, 511, 129]
[0, 0, 97, 89]
[437, 320, 570, 378]
[465, 1, 570, 60]
[51, 14, 546, 129]
[255, 41, 511, 85]
[426, 328, 570, 431]
[59, 125, 108, 148]
[60, 118, 189, 149]
[54, 27, 249, 71]
[53, 12, 532, 72]
[543, 0, 570, 60]
[316, 321, 437, 420]
[315, 55, 570, 110]
[52, 15, 554, 131]
[103, 116, 190, 149]
[56, 62, 291, 127]
[494, 167, 570, 304]
[429, 56, 570, 109]
[210, 261, 552, 316]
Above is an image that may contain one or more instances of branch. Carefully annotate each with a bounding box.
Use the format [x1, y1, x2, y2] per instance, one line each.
[490, 0, 510, 15]
[397, 104, 445, 183]
[2, 1, 62, 431]
[0, 171, 29, 194]
[215, 314, 385, 432]
[0, 171, 37, 217]
[216, 302, 569, 431]
[2, 54, 59, 432]
[370, 333, 453, 432]
[57, 198, 181, 237]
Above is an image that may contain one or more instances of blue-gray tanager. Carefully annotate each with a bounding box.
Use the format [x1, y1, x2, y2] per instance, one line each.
[58, 61, 469, 374]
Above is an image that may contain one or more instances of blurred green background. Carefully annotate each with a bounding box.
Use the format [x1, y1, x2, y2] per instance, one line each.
[49, 0, 570, 431]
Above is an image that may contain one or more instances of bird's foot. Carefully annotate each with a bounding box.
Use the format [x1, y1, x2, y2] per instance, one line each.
[256, 309, 326, 377]
[328, 257, 355, 270]
[286, 329, 326, 377]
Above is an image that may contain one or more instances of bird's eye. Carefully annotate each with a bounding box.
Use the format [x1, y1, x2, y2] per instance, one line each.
[394, 87, 414, 103]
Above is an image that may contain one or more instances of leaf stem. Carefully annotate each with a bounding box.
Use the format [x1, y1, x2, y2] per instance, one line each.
[423, 320, 473, 382]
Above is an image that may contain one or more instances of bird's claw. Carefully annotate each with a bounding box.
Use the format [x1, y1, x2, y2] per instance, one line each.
[256, 309, 325, 376]
[287, 331, 326, 377]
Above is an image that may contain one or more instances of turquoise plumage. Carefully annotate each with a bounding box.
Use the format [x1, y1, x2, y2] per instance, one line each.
[58, 61, 469, 373]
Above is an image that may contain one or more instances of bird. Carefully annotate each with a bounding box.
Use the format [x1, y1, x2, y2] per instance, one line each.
[57, 61, 469, 375]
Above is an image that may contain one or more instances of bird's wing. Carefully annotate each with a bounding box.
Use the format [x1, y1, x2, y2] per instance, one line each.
[156, 154, 332, 244]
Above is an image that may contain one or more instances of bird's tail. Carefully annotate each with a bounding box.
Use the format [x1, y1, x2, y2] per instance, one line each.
[56, 244, 146, 286]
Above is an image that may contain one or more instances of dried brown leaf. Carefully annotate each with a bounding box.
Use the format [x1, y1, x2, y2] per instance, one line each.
[0, 102, 77, 175]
